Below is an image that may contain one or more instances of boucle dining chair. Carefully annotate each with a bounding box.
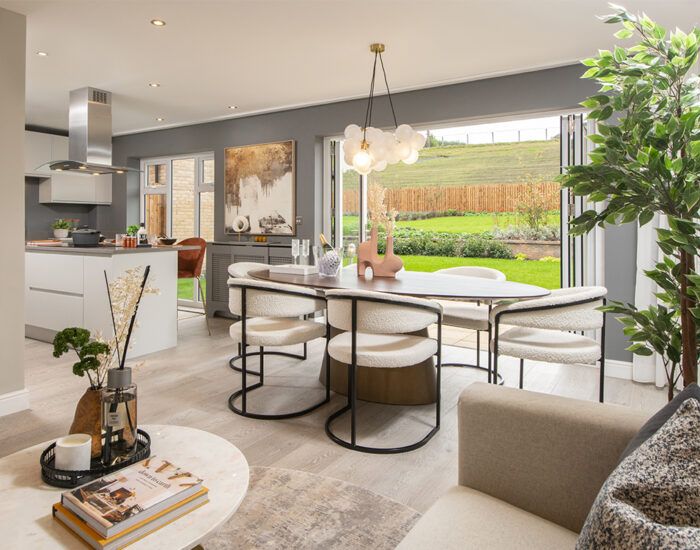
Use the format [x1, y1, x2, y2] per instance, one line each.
[490, 286, 608, 402]
[228, 261, 272, 367]
[227, 278, 330, 419]
[324, 289, 442, 454]
[434, 266, 506, 383]
[227, 261, 321, 374]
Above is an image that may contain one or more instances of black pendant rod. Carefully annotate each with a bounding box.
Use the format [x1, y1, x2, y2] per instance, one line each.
[378, 52, 398, 129]
[362, 51, 379, 143]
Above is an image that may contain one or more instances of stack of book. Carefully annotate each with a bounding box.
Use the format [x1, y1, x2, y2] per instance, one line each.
[52, 456, 208, 550]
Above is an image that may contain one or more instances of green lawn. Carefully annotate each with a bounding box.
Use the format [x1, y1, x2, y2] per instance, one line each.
[400, 256, 560, 289]
[178, 278, 205, 301]
[343, 213, 559, 235]
[343, 139, 560, 189]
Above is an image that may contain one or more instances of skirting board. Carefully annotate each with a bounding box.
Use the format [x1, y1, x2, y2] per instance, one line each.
[0, 388, 29, 417]
[605, 359, 632, 380]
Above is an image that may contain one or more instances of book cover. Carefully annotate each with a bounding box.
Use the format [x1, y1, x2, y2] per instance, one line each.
[62, 456, 203, 537]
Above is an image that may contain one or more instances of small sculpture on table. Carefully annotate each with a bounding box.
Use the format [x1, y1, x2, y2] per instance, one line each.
[357, 184, 403, 278]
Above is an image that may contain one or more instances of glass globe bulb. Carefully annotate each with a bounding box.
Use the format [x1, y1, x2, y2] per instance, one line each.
[396, 141, 412, 161]
[403, 149, 419, 165]
[344, 124, 362, 140]
[352, 149, 373, 173]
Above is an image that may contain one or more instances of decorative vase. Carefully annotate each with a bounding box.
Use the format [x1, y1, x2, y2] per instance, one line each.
[69, 388, 103, 459]
[53, 229, 69, 239]
[357, 227, 403, 278]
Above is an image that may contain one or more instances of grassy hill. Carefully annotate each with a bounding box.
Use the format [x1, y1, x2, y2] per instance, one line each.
[342, 139, 559, 189]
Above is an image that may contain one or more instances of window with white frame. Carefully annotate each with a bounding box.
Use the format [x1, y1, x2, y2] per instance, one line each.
[140, 152, 215, 302]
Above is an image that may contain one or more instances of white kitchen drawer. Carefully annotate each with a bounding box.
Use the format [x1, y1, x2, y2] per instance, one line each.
[25, 288, 83, 330]
[26, 252, 84, 295]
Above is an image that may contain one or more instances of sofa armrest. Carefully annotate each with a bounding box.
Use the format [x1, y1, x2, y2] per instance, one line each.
[458, 383, 650, 533]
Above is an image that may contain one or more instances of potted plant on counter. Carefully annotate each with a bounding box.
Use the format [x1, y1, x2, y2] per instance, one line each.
[51, 218, 74, 239]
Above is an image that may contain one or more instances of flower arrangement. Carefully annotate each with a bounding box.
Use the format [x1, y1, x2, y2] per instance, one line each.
[367, 183, 398, 237]
[53, 266, 158, 385]
[358, 183, 403, 277]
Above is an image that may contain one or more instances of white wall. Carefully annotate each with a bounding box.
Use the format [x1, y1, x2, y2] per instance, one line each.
[0, 7, 28, 415]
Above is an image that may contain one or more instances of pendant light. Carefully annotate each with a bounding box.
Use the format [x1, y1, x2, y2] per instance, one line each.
[344, 43, 426, 175]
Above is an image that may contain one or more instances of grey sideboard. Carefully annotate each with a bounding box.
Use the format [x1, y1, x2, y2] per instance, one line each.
[206, 241, 292, 318]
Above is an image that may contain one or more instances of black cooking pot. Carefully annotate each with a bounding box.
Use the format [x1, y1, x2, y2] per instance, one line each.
[72, 228, 102, 248]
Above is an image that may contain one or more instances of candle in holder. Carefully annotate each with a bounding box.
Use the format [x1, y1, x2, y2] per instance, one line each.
[55, 434, 92, 471]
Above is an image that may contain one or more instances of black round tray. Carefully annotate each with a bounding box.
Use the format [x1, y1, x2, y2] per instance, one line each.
[40, 429, 151, 488]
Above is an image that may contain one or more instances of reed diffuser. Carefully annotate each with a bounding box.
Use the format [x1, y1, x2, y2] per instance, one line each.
[101, 265, 151, 465]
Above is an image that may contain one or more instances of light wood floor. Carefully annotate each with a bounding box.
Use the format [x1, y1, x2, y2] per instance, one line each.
[3, 316, 667, 513]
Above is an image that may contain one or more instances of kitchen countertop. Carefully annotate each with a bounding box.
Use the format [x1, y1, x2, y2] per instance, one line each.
[25, 244, 201, 255]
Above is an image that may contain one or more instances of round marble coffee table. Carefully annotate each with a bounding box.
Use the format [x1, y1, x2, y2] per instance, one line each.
[0, 425, 249, 549]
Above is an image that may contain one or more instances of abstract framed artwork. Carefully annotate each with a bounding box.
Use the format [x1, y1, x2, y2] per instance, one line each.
[224, 140, 296, 236]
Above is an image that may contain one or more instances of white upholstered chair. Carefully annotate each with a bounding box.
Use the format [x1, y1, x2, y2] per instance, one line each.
[228, 262, 272, 364]
[490, 286, 608, 402]
[227, 278, 329, 419]
[434, 266, 506, 383]
[324, 289, 443, 454]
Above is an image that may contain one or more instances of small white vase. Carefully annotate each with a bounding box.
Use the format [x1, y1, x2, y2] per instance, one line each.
[53, 229, 69, 239]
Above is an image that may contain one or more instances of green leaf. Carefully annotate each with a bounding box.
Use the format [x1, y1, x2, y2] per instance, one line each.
[638, 210, 654, 226]
[615, 28, 634, 40]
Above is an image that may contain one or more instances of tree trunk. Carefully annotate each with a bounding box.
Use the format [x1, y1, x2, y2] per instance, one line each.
[679, 250, 698, 387]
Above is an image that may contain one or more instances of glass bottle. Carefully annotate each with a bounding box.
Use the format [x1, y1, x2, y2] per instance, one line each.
[101, 368, 138, 466]
[137, 223, 148, 246]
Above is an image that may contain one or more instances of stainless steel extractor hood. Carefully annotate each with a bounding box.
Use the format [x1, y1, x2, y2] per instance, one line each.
[39, 87, 137, 175]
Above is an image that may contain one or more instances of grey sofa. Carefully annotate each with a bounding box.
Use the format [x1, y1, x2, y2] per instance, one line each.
[398, 382, 650, 549]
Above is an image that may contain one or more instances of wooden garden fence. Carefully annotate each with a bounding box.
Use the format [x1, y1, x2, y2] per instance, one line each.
[342, 181, 560, 213]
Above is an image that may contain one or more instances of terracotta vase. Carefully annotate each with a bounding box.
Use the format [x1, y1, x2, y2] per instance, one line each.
[357, 227, 403, 278]
[69, 388, 103, 459]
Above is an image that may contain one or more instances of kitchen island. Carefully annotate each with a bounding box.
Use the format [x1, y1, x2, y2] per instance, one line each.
[25, 245, 200, 358]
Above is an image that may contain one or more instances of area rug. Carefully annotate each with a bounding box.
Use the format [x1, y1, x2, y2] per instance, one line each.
[205, 466, 421, 549]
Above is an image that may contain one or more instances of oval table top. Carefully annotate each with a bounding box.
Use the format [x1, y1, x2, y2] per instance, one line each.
[249, 267, 550, 300]
[0, 424, 249, 550]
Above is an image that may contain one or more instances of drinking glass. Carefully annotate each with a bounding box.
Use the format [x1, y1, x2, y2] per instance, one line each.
[291, 239, 300, 265]
[312, 245, 323, 266]
[301, 239, 310, 265]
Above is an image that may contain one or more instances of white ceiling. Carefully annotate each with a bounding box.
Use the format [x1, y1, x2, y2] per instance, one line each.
[2, 0, 698, 135]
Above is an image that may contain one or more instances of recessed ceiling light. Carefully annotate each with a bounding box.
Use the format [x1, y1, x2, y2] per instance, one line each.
[116, 170, 125, 174]
[149, 82, 160, 88]
[36, 51, 48, 57]
[156, 117, 165, 122]
[150, 19, 166, 27]
[78, 165, 87, 170]
[92, 172, 101, 176]
[228, 105, 238, 110]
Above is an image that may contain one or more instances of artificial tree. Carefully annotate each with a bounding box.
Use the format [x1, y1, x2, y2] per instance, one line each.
[561, 5, 700, 398]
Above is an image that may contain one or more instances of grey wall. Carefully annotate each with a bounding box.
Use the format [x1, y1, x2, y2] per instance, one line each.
[25, 177, 97, 240]
[106, 63, 634, 362]
[0, 7, 27, 406]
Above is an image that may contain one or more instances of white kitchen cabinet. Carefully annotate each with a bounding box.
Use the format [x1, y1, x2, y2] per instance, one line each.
[27, 131, 112, 205]
[38, 171, 112, 205]
[94, 174, 112, 204]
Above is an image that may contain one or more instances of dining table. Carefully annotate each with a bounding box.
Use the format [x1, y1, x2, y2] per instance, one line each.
[249, 267, 550, 405]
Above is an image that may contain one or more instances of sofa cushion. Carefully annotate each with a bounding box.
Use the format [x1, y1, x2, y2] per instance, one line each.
[619, 382, 700, 462]
[577, 398, 700, 549]
[397, 486, 578, 550]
